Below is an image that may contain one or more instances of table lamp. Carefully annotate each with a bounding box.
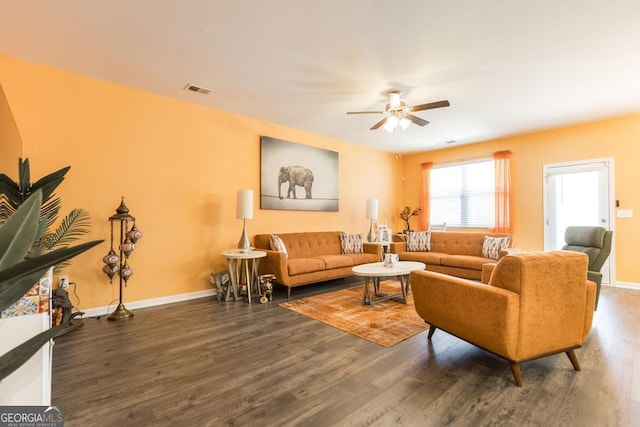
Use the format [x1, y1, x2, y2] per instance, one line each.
[236, 189, 253, 253]
[366, 198, 378, 242]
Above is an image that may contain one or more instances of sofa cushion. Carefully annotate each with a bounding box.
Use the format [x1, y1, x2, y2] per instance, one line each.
[340, 233, 364, 254]
[287, 258, 326, 276]
[407, 231, 431, 251]
[397, 251, 444, 265]
[440, 255, 491, 271]
[482, 236, 511, 260]
[316, 254, 354, 269]
[269, 234, 288, 258]
[344, 253, 380, 265]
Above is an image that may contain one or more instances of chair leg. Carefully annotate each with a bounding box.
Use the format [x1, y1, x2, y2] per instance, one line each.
[427, 325, 436, 340]
[510, 363, 523, 387]
[287, 287, 292, 299]
[566, 350, 581, 371]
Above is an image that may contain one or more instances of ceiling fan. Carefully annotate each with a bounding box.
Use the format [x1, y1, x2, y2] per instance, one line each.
[347, 90, 450, 132]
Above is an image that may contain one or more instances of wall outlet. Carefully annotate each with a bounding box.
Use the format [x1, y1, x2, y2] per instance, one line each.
[59, 275, 69, 289]
[617, 209, 633, 218]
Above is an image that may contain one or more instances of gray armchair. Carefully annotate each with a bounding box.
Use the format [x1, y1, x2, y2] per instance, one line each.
[562, 226, 613, 309]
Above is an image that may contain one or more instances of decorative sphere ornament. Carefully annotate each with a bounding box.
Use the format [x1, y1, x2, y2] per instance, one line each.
[119, 237, 136, 257]
[103, 249, 120, 266]
[126, 224, 143, 243]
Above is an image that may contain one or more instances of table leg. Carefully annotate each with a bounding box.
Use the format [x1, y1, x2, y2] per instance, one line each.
[252, 259, 262, 297]
[225, 259, 240, 301]
[399, 275, 408, 303]
[362, 277, 372, 305]
[243, 259, 252, 304]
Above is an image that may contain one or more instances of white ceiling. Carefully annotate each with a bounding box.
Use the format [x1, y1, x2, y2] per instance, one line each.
[2, 1, 640, 153]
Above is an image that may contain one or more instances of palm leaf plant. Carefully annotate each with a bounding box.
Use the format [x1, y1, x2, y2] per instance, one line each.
[0, 158, 90, 271]
[0, 190, 102, 381]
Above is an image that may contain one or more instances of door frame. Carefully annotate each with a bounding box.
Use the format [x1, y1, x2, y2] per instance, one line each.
[542, 157, 615, 285]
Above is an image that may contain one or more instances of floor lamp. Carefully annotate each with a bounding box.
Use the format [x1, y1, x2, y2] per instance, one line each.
[366, 198, 378, 242]
[101, 198, 142, 321]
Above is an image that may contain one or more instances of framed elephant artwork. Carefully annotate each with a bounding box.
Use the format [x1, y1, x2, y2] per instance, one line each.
[260, 136, 339, 211]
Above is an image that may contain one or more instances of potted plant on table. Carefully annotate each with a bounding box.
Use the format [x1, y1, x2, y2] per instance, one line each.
[400, 206, 422, 233]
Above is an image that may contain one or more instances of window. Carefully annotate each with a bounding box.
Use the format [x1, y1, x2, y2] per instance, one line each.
[430, 159, 495, 228]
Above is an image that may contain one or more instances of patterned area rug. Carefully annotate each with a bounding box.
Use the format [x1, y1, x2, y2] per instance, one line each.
[280, 282, 429, 347]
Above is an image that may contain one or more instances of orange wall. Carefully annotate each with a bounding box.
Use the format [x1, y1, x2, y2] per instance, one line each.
[0, 83, 22, 174]
[0, 54, 402, 309]
[402, 115, 640, 283]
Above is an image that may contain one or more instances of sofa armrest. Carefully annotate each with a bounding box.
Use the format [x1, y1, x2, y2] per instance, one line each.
[257, 249, 290, 285]
[390, 242, 407, 253]
[363, 243, 383, 258]
[481, 263, 497, 284]
[411, 269, 520, 359]
[498, 247, 522, 260]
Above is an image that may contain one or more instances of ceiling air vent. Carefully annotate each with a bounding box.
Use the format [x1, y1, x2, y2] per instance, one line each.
[183, 83, 211, 95]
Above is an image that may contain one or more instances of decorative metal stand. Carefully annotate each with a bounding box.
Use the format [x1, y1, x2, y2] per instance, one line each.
[101, 198, 142, 321]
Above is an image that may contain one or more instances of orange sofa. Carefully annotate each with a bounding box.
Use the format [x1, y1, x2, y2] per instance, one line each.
[410, 250, 596, 386]
[254, 232, 381, 298]
[390, 231, 513, 280]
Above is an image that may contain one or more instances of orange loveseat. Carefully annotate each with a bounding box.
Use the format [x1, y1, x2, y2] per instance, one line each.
[390, 231, 513, 280]
[410, 250, 596, 386]
[254, 232, 381, 298]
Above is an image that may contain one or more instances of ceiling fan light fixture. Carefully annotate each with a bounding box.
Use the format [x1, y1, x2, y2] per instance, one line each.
[384, 116, 399, 132]
[388, 91, 401, 108]
[399, 117, 411, 130]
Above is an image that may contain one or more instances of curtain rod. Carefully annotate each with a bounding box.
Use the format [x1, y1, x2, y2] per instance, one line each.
[431, 150, 511, 167]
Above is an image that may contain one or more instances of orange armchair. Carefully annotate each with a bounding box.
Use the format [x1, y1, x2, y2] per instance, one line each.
[410, 251, 596, 386]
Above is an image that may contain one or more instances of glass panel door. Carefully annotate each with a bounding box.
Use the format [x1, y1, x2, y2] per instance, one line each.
[544, 159, 613, 284]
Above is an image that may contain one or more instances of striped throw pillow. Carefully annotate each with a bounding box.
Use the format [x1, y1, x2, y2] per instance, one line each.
[269, 234, 288, 259]
[340, 233, 364, 254]
[482, 236, 511, 260]
[406, 231, 431, 252]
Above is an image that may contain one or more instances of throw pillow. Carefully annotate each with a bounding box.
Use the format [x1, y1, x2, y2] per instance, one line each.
[482, 236, 511, 260]
[406, 231, 431, 252]
[340, 233, 364, 254]
[269, 234, 288, 258]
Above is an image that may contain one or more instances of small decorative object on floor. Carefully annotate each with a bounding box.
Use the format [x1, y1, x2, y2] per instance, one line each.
[101, 198, 143, 321]
[400, 206, 421, 233]
[259, 274, 276, 303]
[210, 271, 231, 301]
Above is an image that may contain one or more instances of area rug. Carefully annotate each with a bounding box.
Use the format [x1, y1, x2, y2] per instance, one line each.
[279, 282, 428, 347]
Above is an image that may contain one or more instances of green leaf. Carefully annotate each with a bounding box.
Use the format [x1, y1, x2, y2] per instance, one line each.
[0, 324, 63, 381]
[0, 191, 42, 271]
[18, 157, 30, 200]
[30, 166, 70, 203]
[41, 208, 91, 250]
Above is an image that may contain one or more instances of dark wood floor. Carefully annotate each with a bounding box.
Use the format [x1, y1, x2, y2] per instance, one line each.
[52, 279, 640, 427]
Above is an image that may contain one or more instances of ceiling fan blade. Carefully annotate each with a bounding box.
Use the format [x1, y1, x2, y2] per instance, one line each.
[409, 100, 450, 112]
[346, 111, 384, 115]
[405, 114, 429, 127]
[370, 117, 388, 130]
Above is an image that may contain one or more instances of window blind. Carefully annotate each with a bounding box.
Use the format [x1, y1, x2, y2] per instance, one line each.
[429, 159, 495, 228]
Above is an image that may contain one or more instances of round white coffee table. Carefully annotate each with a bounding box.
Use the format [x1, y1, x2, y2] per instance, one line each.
[352, 261, 426, 306]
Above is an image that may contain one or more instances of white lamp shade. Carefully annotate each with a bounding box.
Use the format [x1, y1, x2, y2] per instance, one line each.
[384, 116, 399, 133]
[236, 189, 254, 219]
[366, 198, 379, 220]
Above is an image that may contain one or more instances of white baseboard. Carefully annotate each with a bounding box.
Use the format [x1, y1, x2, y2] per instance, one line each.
[604, 281, 640, 290]
[81, 289, 218, 318]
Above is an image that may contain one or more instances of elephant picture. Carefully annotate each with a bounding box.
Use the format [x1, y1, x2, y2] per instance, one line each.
[278, 165, 314, 199]
[260, 136, 338, 211]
